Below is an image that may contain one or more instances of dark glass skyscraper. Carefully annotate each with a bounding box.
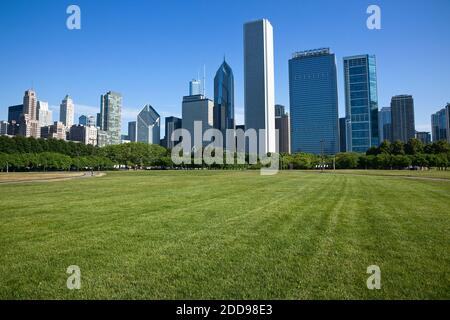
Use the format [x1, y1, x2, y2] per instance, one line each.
[391, 95, 415, 143]
[8, 104, 23, 123]
[289, 48, 339, 155]
[379, 107, 392, 143]
[214, 59, 235, 145]
[344, 54, 379, 152]
[165, 116, 182, 149]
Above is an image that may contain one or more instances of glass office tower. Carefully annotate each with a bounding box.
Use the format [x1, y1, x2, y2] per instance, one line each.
[344, 55, 379, 152]
[99, 91, 122, 145]
[289, 48, 339, 155]
[214, 59, 235, 146]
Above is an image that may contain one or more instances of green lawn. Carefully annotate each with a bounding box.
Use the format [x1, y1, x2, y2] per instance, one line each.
[0, 170, 449, 299]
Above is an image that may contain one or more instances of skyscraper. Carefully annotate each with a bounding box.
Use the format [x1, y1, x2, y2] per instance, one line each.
[391, 95, 415, 143]
[99, 91, 122, 145]
[289, 48, 339, 155]
[8, 104, 23, 123]
[446, 103, 450, 144]
[182, 94, 214, 150]
[431, 108, 448, 142]
[37, 101, 53, 127]
[244, 19, 276, 155]
[379, 107, 392, 143]
[339, 117, 347, 153]
[344, 54, 379, 152]
[19, 90, 40, 138]
[214, 59, 235, 146]
[128, 121, 137, 142]
[415, 131, 431, 145]
[60, 95, 74, 128]
[137, 105, 161, 145]
[0, 121, 8, 135]
[165, 116, 182, 149]
[189, 79, 202, 96]
[274, 105, 290, 154]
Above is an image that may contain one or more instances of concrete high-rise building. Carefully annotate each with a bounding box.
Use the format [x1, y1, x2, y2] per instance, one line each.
[289, 48, 339, 155]
[23, 89, 37, 120]
[137, 105, 160, 145]
[391, 95, 415, 143]
[431, 108, 447, 142]
[244, 19, 276, 155]
[99, 91, 122, 145]
[189, 79, 202, 96]
[344, 54, 379, 152]
[339, 117, 347, 153]
[415, 131, 431, 145]
[60, 95, 74, 128]
[19, 90, 40, 138]
[165, 116, 182, 149]
[8, 104, 23, 123]
[128, 121, 137, 142]
[41, 121, 66, 140]
[379, 107, 392, 143]
[37, 101, 53, 128]
[79, 115, 96, 127]
[0, 121, 8, 135]
[97, 130, 108, 148]
[274, 105, 290, 154]
[214, 59, 235, 148]
[182, 94, 214, 150]
[275, 104, 285, 118]
[69, 124, 98, 146]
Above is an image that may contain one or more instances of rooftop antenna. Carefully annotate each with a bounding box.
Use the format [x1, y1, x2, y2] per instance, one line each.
[203, 64, 206, 96]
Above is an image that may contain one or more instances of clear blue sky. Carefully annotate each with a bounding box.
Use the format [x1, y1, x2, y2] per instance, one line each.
[1, 0, 449, 134]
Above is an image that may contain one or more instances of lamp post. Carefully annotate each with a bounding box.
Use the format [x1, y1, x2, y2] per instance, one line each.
[320, 139, 324, 173]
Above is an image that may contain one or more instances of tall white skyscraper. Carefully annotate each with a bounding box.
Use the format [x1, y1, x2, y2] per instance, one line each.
[60, 95, 74, 128]
[37, 101, 53, 127]
[244, 19, 276, 155]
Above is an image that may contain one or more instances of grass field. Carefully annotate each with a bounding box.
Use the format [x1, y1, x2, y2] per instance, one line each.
[0, 170, 449, 299]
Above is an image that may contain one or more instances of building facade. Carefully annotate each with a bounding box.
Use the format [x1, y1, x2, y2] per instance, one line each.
[289, 48, 339, 155]
[182, 94, 214, 150]
[339, 117, 347, 153]
[415, 131, 431, 145]
[189, 79, 202, 96]
[99, 91, 122, 145]
[344, 54, 379, 152]
[446, 103, 450, 144]
[391, 95, 415, 143]
[41, 121, 66, 140]
[128, 121, 137, 142]
[19, 90, 40, 138]
[8, 104, 23, 123]
[60, 95, 74, 128]
[244, 19, 276, 155]
[214, 59, 235, 148]
[137, 105, 161, 145]
[165, 116, 182, 149]
[0, 121, 8, 135]
[275, 105, 291, 154]
[378, 107, 392, 143]
[37, 101, 53, 128]
[431, 108, 447, 142]
[69, 124, 98, 145]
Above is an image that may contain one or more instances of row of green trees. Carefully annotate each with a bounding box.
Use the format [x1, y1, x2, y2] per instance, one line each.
[1, 135, 450, 171]
[0, 152, 115, 172]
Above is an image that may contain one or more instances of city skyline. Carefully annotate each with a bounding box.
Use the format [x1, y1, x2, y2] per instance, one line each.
[1, 0, 449, 135]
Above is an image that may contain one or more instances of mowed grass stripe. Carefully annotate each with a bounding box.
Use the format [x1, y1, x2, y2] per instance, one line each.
[0, 171, 449, 299]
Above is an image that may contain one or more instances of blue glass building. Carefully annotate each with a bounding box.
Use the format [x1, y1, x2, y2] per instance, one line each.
[289, 48, 339, 155]
[214, 59, 235, 142]
[344, 55, 379, 152]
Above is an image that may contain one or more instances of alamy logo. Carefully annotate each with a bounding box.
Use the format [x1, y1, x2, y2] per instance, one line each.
[171, 122, 279, 175]
[366, 5, 381, 30]
[66, 265, 81, 290]
[366, 265, 381, 290]
[66, 5, 81, 30]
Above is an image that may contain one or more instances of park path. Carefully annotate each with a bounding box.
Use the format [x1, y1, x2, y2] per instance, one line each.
[0, 172, 106, 185]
